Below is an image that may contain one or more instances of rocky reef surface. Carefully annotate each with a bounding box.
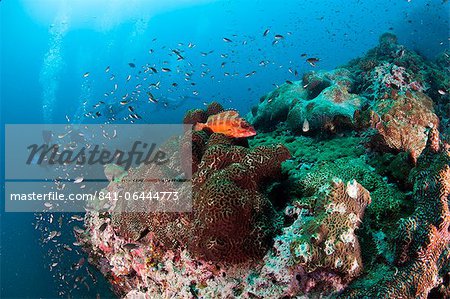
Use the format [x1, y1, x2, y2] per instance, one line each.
[78, 34, 449, 298]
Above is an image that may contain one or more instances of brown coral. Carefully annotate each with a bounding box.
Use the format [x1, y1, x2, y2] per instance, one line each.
[183, 108, 207, 125]
[183, 102, 225, 125]
[190, 135, 291, 262]
[369, 91, 439, 161]
[292, 179, 371, 282]
[205, 101, 224, 116]
[111, 115, 291, 263]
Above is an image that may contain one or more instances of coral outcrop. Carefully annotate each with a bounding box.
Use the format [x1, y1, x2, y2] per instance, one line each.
[368, 90, 439, 162]
[245, 179, 371, 298]
[287, 69, 367, 133]
[110, 125, 291, 265]
[189, 133, 291, 262]
[183, 101, 224, 125]
[79, 33, 449, 299]
[348, 37, 440, 159]
[340, 129, 450, 298]
[249, 69, 368, 134]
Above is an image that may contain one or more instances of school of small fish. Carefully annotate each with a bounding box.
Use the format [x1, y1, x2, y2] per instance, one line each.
[78, 26, 324, 125]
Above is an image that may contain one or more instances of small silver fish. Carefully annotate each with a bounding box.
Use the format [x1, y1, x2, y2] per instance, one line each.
[70, 215, 84, 221]
[306, 57, 320, 67]
[48, 231, 58, 240]
[73, 226, 84, 234]
[302, 119, 310, 132]
[147, 92, 158, 103]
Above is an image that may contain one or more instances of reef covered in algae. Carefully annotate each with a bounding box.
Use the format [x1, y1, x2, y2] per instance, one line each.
[78, 34, 449, 298]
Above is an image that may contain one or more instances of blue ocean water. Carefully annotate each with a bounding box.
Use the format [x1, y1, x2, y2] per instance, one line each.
[0, 0, 448, 298]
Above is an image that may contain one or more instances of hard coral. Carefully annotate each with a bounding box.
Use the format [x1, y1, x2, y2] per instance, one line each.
[340, 128, 450, 299]
[368, 91, 439, 161]
[248, 81, 306, 131]
[395, 128, 450, 264]
[362, 62, 426, 100]
[183, 101, 224, 125]
[291, 69, 367, 134]
[205, 101, 224, 116]
[379, 32, 398, 45]
[291, 156, 406, 222]
[245, 179, 371, 298]
[292, 179, 370, 278]
[191, 133, 291, 263]
[183, 108, 207, 125]
[287, 83, 365, 133]
[113, 109, 291, 264]
[249, 68, 367, 134]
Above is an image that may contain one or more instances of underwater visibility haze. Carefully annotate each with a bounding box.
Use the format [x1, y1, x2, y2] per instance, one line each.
[1, 0, 449, 298]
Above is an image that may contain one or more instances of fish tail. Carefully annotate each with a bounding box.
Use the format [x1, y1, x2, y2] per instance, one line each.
[194, 123, 206, 131]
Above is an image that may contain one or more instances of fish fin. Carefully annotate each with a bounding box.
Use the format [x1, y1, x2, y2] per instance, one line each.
[194, 123, 206, 131]
[222, 109, 239, 118]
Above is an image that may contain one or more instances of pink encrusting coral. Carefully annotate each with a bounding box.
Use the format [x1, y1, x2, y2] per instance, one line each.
[81, 210, 258, 298]
[80, 178, 371, 298]
[364, 62, 426, 98]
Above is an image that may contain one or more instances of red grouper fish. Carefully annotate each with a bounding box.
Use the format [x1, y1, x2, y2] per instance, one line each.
[194, 110, 256, 138]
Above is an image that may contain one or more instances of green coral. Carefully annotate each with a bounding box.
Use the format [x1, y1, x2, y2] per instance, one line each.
[293, 157, 406, 221]
[247, 81, 305, 131]
[252, 131, 408, 224]
[251, 129, 365, 164]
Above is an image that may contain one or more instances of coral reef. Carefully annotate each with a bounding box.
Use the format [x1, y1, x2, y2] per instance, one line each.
[349, 32, 449, 140]
[189, 133, 291, 262]
[110, 127, 291, 264]
[80, 33, 449, 298]
[183, 101, 224, 125]
[294, 157, 406, 222]
[245, 179, 371, 298]
[367, 90, 439, 161]
[249, 81, 306, 131]
[248, 69, 368, 134]
[287, 71, 367, 133]
[340, 128, 450, 299]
